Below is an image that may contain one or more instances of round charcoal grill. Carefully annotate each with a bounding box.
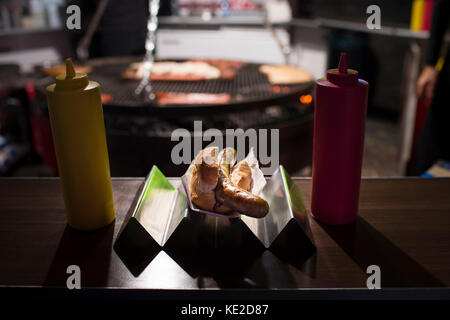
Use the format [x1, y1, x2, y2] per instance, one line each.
[84, 57, 314, 117]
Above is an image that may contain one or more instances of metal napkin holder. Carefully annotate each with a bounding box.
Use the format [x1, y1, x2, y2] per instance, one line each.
[114, 165, 315, 277]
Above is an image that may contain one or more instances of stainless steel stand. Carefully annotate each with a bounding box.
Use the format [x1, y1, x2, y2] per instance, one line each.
[114, 166, 315, 277]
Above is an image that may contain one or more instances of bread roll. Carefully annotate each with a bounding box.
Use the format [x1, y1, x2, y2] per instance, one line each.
[189, 147, 268, 218]
[190, 147, 239, 214]
[231, 160, 252, 192]
[259, 64, 313, 85]
[190, 147, 220, 211]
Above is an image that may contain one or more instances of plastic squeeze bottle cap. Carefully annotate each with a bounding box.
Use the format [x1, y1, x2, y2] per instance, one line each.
[55, 58, 89, 89]
[326, 53, 359, 86]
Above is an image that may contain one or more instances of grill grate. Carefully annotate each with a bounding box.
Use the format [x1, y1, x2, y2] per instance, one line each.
[33, 58, 314, 117]
[85, 60, 313, 110]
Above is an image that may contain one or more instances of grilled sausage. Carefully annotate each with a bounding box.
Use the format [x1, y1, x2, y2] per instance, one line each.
[215, 148, 269, 218]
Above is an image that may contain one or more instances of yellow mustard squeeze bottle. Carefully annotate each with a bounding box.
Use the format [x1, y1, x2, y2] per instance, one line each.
[46, 58, 115, 230]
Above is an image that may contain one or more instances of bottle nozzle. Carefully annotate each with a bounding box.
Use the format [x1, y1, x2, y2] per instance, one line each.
[338, 53, 347, 74]
[326, 52, 358, 86]
[65, 58, 76, 79]
[55, 57, 88, 88]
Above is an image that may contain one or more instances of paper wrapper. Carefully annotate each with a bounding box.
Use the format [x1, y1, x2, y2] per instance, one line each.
[181, 148, 267, 218]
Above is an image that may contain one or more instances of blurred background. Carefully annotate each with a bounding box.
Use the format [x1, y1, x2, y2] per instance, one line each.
[0, 0, 448, 178]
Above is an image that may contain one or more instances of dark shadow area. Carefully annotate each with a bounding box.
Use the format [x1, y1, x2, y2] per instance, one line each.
[165, 214, 316, 288]
[199, 249, 266, 289]
[113, 218, 160, 277]
[319, 216, 444, 287]
[44, 222, 114, 287]
[165, 215, 265, 282]
[240, 217, 317, 289]
[270, 219, 316, 276]
[244, 250, 309, 289]
[112, 178, 161, 277]
[161, 214, 203, 278]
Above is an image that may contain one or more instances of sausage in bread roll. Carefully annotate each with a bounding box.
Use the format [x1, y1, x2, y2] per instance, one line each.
[189, 147, 269, 218]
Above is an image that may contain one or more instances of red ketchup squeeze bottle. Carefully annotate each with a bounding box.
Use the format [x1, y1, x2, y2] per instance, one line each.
[311, 53, 369, 225]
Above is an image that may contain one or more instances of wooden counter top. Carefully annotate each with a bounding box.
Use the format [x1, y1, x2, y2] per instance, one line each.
[1, 177, 449, 298]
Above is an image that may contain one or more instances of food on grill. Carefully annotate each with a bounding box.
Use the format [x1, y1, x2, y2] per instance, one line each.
[101, 93, 113, 104]
[122, 59, 244, 81]
[122, 61, 221, 81]
[190, 147, 269, 218]
[43, 64, 92, 77]
[259, 64, 313, 85]
[190, 59, 244, 80]
[155, 92, 231, 105]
